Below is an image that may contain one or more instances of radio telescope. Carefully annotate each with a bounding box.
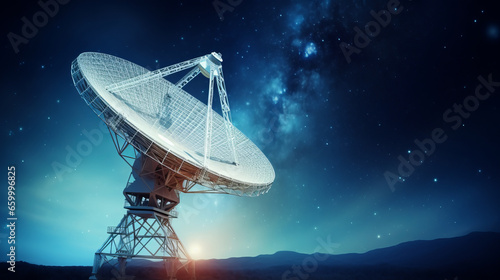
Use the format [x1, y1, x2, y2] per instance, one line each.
[71, 52, 275, 280]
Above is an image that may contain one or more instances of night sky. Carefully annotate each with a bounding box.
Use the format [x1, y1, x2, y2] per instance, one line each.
[1, 0, 500, 266]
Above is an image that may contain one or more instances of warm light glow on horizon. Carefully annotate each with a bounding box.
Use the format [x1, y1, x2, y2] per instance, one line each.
[189, 243, 203, 259]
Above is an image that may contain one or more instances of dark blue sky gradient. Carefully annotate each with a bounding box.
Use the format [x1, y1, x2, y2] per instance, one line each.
[1, 0, 499, 266]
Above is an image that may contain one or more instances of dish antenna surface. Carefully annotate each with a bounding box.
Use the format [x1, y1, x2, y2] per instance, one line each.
[71, 52, 274, 280]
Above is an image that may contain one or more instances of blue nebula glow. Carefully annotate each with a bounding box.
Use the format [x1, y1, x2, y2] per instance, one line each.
[293, 15, 304, 27]
[304, 42, 317, 58]
[487, 25, 499, 40]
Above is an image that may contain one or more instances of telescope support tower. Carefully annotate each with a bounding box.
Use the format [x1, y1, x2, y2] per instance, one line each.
[89, 129, 195, 280]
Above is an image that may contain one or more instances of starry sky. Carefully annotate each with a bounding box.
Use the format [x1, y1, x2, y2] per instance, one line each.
[1, 0, 500, 266]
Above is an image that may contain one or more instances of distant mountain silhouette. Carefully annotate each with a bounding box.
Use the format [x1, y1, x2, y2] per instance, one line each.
[196, 231, 500, 269]
[331, 231, 500, 269]
[2, 231, 499, 280]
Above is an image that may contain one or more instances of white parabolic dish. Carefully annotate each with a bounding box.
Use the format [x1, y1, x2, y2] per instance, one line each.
[71, 52, 274, 196]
